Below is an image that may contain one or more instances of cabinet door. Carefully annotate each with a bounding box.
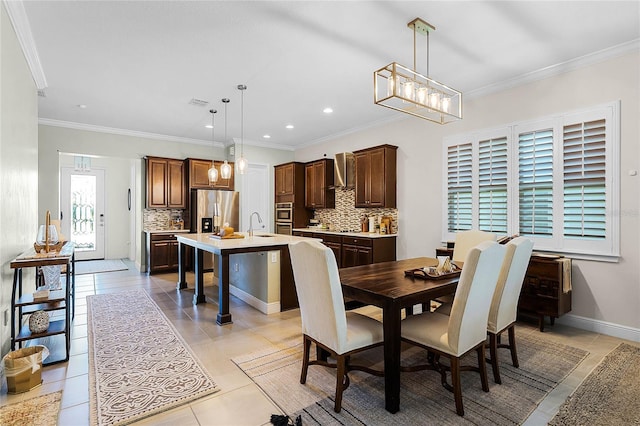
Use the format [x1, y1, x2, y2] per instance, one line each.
[167, 160, 186, 208]
[147, 158, 168, 208]
[367, 148, 386, 207]
[341, 244, 359, 268]
[189, 159, 212, 189]
[354, 153, 371, 207]
[325, 242, 342, 268]
[212, 160, 235, 191]
[305, 163, 315, 208]
[275, 163, 294, 196]
[313, 162, 326, 207]
[150, 241, 171, 270]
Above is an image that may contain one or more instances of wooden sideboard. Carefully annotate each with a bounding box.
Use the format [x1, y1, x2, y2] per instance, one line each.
[435, 246, 571, 331]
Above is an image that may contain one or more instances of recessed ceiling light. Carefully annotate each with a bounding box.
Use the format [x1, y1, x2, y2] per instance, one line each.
[263, 134, 271, 139]
[286, 124, 294, 129]
[205, 124, 213, 129]
[323, 107, 333, 114]
[77, 104, 87, 109]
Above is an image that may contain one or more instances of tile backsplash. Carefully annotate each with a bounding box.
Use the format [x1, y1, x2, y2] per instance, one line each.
[143, 209, 185, 231]
[312, 188, 398, 233]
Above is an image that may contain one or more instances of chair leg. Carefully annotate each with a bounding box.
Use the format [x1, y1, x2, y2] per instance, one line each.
[508, 325, 519, 368]
[450, 356, 464, 416]
[477, 343, 489, 392]
[489, 332, 502, 384]
[334, 354, 347, 413]
[300, 336, 311, 384]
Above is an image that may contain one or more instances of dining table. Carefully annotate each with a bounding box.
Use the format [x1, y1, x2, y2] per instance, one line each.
[339, 257, 461, 414]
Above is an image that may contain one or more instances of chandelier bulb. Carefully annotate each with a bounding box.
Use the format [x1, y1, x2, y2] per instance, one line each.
[208, 109, 219, 184]
[220, 160, 232, 179]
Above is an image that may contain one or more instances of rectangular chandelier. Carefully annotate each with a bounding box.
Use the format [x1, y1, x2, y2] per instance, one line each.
[374, 18, 462, 125]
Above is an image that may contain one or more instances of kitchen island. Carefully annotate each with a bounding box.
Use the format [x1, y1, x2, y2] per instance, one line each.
[176, 232, 317, 325]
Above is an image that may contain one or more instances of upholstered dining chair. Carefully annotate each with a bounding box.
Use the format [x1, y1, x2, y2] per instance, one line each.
[401, 240, 506, 416]
[288, 240, 384, 413]
[486, 236, 534, 384]
[431, 229, 497, 307]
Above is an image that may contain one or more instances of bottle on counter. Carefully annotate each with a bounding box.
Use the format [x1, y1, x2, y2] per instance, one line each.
[368, 216, 376, 233]
[361, 215, 368, 232]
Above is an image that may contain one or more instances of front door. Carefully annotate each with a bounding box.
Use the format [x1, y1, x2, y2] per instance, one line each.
[60, 167, 106, 260]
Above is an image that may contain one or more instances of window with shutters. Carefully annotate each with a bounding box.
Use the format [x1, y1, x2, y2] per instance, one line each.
[443, 102, 619, 259]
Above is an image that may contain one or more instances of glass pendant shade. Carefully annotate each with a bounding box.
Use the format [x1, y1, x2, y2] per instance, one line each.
[208, 166, 219, 184]
[237, 155, 248, 175]
[220, 160, 232, 179]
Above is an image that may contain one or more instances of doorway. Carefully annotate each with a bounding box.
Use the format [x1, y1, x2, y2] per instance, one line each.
[60, 167, 106, 260]
[240, 163, 270, 233]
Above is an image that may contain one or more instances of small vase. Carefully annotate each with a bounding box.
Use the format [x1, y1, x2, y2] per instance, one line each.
[29, 310, 50, 334]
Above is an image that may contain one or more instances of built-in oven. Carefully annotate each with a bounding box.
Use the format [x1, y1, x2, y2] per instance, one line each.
[275, 222, 293, 235]
[275, 202, 293, 222]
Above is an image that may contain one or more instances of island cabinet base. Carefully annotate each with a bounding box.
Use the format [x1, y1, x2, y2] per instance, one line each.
[279, 247, 298, 311]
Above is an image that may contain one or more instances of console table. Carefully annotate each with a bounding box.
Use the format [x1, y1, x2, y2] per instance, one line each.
[10, 242, 75, 365]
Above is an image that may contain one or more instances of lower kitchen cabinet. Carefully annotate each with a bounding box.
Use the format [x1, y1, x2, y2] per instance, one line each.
[146, 231, 190, 274]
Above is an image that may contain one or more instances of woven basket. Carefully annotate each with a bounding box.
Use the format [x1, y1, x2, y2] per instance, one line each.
[33, 241, 65, 253]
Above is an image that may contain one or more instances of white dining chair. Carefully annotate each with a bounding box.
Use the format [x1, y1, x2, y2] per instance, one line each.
[486, 236, 534, 383]
[452, 229, 497, 264]
[288, 239, 384, 413]
[401, 240, 506, 416]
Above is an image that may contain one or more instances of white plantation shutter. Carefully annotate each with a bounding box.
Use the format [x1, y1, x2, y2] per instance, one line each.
[563, 119, 607, 238]
[478, 137, 508, 233]
[443, 101, 619, 258]
[518, 129, 554, 236]
[447, 143, 473, 232]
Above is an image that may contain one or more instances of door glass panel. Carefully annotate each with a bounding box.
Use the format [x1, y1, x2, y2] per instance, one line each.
[71, 175, 96, 251]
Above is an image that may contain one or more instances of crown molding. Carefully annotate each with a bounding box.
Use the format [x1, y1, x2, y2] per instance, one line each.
[38, 118, 225, 148]
[3, 0, 47, 89]
[465, 39, 640, 100]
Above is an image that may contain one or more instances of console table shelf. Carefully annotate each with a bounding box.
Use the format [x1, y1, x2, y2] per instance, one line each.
[9, 243, 75, 366]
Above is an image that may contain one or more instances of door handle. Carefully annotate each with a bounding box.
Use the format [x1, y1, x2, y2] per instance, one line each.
[128, 188, 131, 211]
[60, 211, 63, 220]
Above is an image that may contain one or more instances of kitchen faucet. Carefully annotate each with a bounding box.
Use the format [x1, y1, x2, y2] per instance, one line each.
[248, 211, 264, 236]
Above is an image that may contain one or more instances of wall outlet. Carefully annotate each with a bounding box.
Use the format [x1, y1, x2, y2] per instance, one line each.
[271, 253, 277, 263]
[234, 263, 239, 272]
[3, 309, 8, 327]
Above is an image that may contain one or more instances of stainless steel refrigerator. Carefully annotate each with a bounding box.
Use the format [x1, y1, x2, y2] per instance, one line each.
[191, 189, 240, 269]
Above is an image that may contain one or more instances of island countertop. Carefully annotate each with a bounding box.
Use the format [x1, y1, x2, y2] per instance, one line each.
[176, 232, 319, 254]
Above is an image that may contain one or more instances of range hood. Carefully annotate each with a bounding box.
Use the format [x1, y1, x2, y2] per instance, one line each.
[333, 152, 355, 188]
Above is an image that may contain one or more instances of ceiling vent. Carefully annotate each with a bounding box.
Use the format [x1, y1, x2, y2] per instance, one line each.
[188, 98, 209, 107]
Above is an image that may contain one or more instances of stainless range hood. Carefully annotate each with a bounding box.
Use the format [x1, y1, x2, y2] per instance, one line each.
[333, 152, 355, 188]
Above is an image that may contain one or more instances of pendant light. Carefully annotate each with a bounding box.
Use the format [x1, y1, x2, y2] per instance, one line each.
[207, 109, 219, 184]
[236, 84, 248, 175]
[219, 98, 232, 179]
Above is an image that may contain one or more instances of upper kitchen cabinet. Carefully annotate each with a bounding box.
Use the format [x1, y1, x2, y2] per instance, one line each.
[187, 158, 234, 191]
[305, 159, 335, 209]
[275, 162, 305, 204]
[146, 156, 186, 209]
[354, 144, 397, 208]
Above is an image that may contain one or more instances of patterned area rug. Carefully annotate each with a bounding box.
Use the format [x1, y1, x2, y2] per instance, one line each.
[233, 329, 587, 425]
[0, 391, 62, 426]
[87, 290, 219, 426]
[549, 343, 640, 425]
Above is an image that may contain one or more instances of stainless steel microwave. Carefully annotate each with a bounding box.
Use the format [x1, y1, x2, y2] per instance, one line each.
[275, 202, 293, 222]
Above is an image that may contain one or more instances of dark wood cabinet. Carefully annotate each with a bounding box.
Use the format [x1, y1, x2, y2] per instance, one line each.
[354, 145, 397, 208]
[292, 231, 396, 269]
[187, 158, 234, 191]
[146, 232, 187, 274]
[146, 156, 186, 209]
[275, 163, 295, 200]
[305, 159, 335, 209]
[274, 162, 311, 228]
[518, 256, 572, 331]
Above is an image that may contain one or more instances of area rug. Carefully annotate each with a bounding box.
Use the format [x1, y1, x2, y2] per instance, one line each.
[0, 391, 62, 426]
[87, 289, 219, 426]
[233, 330, 587, 425]
[76, 259, 128, 275]
[548, 343, 640, 425]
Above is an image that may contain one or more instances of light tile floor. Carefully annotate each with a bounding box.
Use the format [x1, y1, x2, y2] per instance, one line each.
[0, 262, 637, 425]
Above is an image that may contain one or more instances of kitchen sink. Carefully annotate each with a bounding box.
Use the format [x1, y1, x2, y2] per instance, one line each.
[254, 234, 275, 237]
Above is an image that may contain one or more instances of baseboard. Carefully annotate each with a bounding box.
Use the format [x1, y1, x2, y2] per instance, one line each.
[229, 285, 281, 315]
[556, 314, 640, 342]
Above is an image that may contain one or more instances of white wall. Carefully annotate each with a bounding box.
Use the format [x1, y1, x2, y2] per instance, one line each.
[0, 3, 39, 356]
[296, 52, 640, 337]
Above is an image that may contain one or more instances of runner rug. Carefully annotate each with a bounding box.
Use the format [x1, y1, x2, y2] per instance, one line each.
[0, 391, 62, 426]
[87, 290, 219, 426]
[549, 343, 640, 425]
[75, 259, 128, 275]
[233, 330, 587, 425]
